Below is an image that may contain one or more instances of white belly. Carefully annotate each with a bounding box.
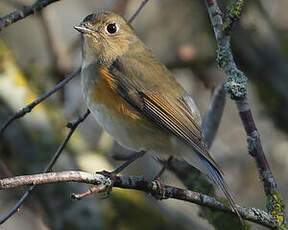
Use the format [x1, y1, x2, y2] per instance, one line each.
[88, 102, 145, 151]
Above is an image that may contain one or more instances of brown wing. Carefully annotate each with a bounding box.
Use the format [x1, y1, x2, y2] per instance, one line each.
[107, 57, 222, 174]
[107, 56, 245, 220]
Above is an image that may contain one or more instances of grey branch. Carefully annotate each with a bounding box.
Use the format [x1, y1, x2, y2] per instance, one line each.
[0, 0, 60, 31]
[202, 84, 226, 148]
[0, 170, 277, 228]
[0, 67, 80, 136]
[128, 0, 149, 23]
[204, 0, 287, 227]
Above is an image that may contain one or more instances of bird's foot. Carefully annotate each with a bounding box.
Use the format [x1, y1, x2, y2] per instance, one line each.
[153, 156, 173, 179]
[152, 156, 174, 199]
[153, 177, 166, 200]
[96, 170, 117, 181]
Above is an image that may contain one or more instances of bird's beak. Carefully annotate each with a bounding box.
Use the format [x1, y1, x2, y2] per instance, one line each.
[74, 25, 94, 34]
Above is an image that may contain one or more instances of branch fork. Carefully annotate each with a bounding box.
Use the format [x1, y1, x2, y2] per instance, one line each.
[0, 170, 278, 228]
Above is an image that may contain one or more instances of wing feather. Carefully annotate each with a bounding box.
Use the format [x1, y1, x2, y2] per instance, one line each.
[105, 57, 246, 219]
[106, 57, 222, 174]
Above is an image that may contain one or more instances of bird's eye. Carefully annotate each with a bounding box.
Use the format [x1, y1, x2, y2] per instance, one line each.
[106, 23, 118, 34]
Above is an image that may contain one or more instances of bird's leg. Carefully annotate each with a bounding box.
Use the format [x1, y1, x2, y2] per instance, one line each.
[97, 150, 146, 178]
[153, 156, 173, 199]
[153, 156, 173, 180]
[112, 150, 146, 174]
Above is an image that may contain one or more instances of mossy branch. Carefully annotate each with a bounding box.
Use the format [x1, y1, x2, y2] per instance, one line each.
[204, 0, 287, 228]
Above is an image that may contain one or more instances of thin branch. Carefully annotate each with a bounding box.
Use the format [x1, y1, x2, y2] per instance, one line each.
[202, 84, 226, 148]
[128, 0, 149, 23]
[204, 0, 287, 227]
[71, 186, 105, 200]
[0, 109, 90, 225]
[0, 67, 80, 136]
[0, 0, 59, 31]
[0, 171, 277, 228]
[0, 0, 151, 224]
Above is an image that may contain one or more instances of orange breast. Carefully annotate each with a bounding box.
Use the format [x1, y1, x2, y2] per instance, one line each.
[91, 67, 141, 120]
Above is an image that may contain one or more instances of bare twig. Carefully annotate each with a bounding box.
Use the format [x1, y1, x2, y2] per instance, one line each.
[71, 186, 106, 200]
[0, 109, 90, 224]
[0, 171, 277, 228]
[0, 67, 80, 136]
[0, 0, 59, 31]
[204, 0, 287, 227]
[128, 0, 149, 23]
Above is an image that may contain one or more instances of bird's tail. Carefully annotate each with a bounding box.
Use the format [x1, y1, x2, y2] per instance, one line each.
[199, 155, 244, 224]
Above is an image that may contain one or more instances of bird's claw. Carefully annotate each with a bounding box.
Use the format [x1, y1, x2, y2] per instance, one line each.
[153, 177, 166, 200]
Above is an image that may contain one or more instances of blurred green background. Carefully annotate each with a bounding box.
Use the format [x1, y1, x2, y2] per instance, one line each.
[0, 0, 288, 229]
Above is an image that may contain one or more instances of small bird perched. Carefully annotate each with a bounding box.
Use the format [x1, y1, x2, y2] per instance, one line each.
[74, 11, 242, 221]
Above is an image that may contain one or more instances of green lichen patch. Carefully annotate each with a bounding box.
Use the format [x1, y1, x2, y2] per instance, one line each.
[223, 0, 244, 33]
[267, 190, 287, 229]
[224, 69, 248, 99]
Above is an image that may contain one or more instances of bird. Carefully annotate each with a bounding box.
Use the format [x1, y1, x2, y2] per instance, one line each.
[74, 11, 242, 221]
